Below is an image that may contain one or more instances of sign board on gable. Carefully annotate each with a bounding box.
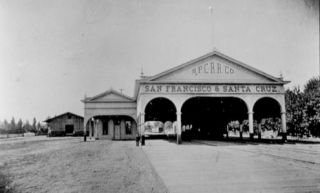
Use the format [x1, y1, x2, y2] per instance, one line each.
[191, 60, 235, 76]
[151, 57, 276, 84]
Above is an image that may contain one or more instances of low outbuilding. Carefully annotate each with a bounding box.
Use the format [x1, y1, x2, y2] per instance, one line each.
[44, 112, 84, 136]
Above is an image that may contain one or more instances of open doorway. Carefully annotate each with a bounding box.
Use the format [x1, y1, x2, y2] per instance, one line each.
[181, 97, 248, 139]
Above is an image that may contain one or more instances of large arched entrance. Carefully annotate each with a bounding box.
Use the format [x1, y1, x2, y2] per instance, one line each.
[145, 97, 177, 122]
[253, 97, 282, 139]
[181, 97, 248, 139]
[144, 97, 177, 136]
[86, 115, 137, 140]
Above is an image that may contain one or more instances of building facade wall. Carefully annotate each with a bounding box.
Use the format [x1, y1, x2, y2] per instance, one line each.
[48, 114, 84, 134]
[136, 83, 287, 140]
[137, 83, 286, 114]
[87, 117, 137, 140]
[83, 52, 288, 141]
[84, 102, 137, 126]
[84, 101, 138, 140]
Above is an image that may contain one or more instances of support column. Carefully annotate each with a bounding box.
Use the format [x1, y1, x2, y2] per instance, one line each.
[226, 125, 229, 139]
[258, 123, 262, 140]
[140, 113, 145, 146]
[281, 111, 287, 142]
[94, 120, 98, 139]
[84, 119, 87, 142]
[248, 111, 254, 141]
[94, 119, 102, 139]
[176, 112, 182, 144]
[89, 120, 93, 139]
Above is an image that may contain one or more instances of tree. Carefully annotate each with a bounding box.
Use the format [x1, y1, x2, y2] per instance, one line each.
[0, 119, 4, 134]
[305, 95, 320, 137]
[37, 122, 41, 131]
[304, 76, 320, 137]
[36, 122, 48, 135]
[285, 87, 309, 137]
[285, 76, 320, 138]
[17, 119, 23, 132]
[304, 76, 320, 94]
[32, 117, 37, 132]
[10, 117, 16, 131]
[24, 120, 31, 132]
[3, 119, 9, 130]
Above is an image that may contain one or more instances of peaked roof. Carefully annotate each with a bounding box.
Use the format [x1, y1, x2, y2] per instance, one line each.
[133, 50, 290, 98]
[83, 88, 135, 103]
[44, 112, 83, 123]
[144, 50, 287, 83]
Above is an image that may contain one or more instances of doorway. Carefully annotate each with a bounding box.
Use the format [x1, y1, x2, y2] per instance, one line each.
[65, 124, 74, 134]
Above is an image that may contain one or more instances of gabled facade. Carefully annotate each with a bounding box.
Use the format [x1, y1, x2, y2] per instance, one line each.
[83, 50, 289, 142]
[82, 89, 137, 140]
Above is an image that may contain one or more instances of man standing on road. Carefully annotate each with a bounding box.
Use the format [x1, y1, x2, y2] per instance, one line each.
[135, 133, 140, 146]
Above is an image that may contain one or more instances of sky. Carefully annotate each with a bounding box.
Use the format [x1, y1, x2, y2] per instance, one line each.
[0, 0, 319, 122]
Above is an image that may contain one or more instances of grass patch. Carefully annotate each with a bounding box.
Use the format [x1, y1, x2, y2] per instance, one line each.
[0, 165, 16, 193]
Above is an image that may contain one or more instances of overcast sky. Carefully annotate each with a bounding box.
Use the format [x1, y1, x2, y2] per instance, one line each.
[0, 0, 319, 122]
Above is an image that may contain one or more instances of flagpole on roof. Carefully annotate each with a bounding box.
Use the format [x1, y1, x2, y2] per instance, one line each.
[208, 5, 214, 50]
[140, 65, 144, 78]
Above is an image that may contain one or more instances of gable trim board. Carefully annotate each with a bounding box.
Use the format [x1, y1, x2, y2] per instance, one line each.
[83, 88, 136, 103]
[44, 112, 83, 123]
[145, 50, 287, 84]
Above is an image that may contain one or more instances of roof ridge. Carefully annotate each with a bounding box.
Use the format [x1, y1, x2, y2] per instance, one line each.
[43, 112, 83, 122]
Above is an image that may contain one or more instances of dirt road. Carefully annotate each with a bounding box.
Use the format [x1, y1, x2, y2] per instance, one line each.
[0, 136, 168, 193]
[142, 140, 320, 193]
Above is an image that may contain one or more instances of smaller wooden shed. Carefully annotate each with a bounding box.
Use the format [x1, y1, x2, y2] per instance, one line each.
[44, 112, 84, 136]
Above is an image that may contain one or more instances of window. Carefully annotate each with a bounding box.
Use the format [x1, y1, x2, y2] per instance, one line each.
[67, 115, 72, 119]
[102, 120, 108, 135]
[125, 121, 132, 135]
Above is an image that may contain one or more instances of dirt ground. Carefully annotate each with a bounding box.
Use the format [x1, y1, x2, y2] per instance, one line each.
[0, 136, 168, 193]
[143, 139, 320, 193]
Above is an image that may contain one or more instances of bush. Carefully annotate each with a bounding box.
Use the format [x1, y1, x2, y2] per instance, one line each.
[0, 128, 24, 134]
[0, 166, 15, 193]
[73, 131, 87, 136]
[228, 120, 240, 132]
[37, 127, 48, 136]
[261, 118, 281, 132]
[48, 131, 65, 137]
[227, 120, 252, 133]
[241, 120, 249, 132]
[0, 171, 9, 192]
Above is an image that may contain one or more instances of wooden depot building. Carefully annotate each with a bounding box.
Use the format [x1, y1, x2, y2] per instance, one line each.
[44, 112, 84, 136]
[82, 50, 289, 143]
